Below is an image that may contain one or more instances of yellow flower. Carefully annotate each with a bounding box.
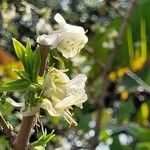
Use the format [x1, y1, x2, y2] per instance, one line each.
[120, 91, 129, 101]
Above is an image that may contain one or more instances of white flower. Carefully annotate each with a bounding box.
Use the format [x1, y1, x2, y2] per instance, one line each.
[54, 13, 88, 58]
[71, 54, 86, 67]
[41, 68, 87, 126]
[37, 13, 88, 58]
[22, 6, 32, 22]
[36, 18, 53, 34]
[37, 34, 58, 46]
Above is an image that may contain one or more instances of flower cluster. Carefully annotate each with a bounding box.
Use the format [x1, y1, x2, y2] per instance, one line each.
[38, 13, 88, 126]
[37, 13, 88, 58]
[41, 68, 87, 125]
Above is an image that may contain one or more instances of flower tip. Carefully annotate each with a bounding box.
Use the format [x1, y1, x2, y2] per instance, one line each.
[54, 13, 66, 25]
[37, 34, 58, 46]
[12, 38, 16, 42]
[78, 74, 87, 82]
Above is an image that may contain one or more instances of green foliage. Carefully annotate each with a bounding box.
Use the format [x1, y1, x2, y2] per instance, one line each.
[50, 50, 65, 70]
[31, 131, 55, 149]
[110, 136, 124, 150]
[136, 142, 150, 150]
[127, 124, 150, 142]
[12, 38, 26, 62]
[0, 136, 10, 150]
[99, 129, 112, 142]
[117, 100, 135, 123]
[0, 79, 30, 91]
[13, 39, 41, 82]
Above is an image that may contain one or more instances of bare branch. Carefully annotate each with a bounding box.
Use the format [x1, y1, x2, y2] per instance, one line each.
[21, 0, 43, 15]
[126, 70, 150, 93]
[0, 114, 15, 143]
[85, 46, 106, 70]
[12, 116, 35, 150]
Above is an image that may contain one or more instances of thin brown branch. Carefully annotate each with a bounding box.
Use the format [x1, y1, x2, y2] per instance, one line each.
[39, 45, 49, 76]
[21, 0, 43, 15]
[85, 46, 106, 70]
[12, 116, 35, 150]
[0, 114, 15, 143]
[105, 0, 125, 17]
[91, 0, 139, 149]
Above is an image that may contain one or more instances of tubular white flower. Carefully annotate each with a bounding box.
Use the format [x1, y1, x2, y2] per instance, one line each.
[37, 13, 88, 58]
[41, 68, 87, 126]
[36, 34, 58, 46]
[36, 18, 53, 34]
[54, 13, 88, 58]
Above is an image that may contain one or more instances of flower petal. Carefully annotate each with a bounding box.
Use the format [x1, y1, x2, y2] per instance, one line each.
[54, 13, 66, 26]
[41, 99, 61, 116]
[55, 93, 87, 109]
[37, 34, 58, 46]
[68, 74, 87, 91]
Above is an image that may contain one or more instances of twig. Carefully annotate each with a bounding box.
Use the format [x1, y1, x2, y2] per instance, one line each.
[0, 114, 15, 143]
[105, 0, 125, 17]
[12, 116, 35, 150]
[85, 46, 106, 70]
[12, 45, 49, 150]
[39, 45, 49, 76]
[91, 0, 139, 149]
[126, 70, 150, 93]
[21, 0, 43, 15]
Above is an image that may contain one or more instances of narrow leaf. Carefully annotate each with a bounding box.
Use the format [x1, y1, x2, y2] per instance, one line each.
[0, 79, 30, 91]
[32, 48, 41, 81]
[12, 38, 26, 61]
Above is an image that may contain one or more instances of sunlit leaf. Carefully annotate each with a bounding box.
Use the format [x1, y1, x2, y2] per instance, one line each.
[31, 130, 55, 148]
[117, 100, 135, 122]
[136, 142, 150, 150]
[12, 38, 26, 62]
[0, 79, 30, 91]
[127, 123, 150, 142]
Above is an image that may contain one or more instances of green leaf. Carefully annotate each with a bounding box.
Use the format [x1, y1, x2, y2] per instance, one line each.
[32, 146, 45, 150]
[14, 70, 30, 80]
[117, 100, 135, 122]
[99, 129, 112, 142]
[51, 51, 65, 69]
[0, 79, 30, 91]
[31, 131, 55, 148]
[25, 38, 34, 76]
[13, 38, 41, 82]
[12, 38, 26, 61]
[136, 142, 150, 150]
[32, 48, 41, 82]
[26, 38, 31, 52]
[127, 123, 150, 142]
[110, 135, 124, 150]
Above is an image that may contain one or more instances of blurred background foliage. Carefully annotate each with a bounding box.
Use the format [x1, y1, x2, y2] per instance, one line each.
[0, 0, 150, 149]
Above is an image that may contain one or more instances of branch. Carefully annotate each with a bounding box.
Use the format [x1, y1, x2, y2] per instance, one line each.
[39, 45, 49, 76]
[91, 0, 139, 148]
[12, 45, 49, 150]
[0, 114, 15, 143]
[105, 0, 125, 17]
[21, 0, 43, 15]
[126, 70, 150, 93]
[12, 116, 35, 150]
[85, 46, 106, 70]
